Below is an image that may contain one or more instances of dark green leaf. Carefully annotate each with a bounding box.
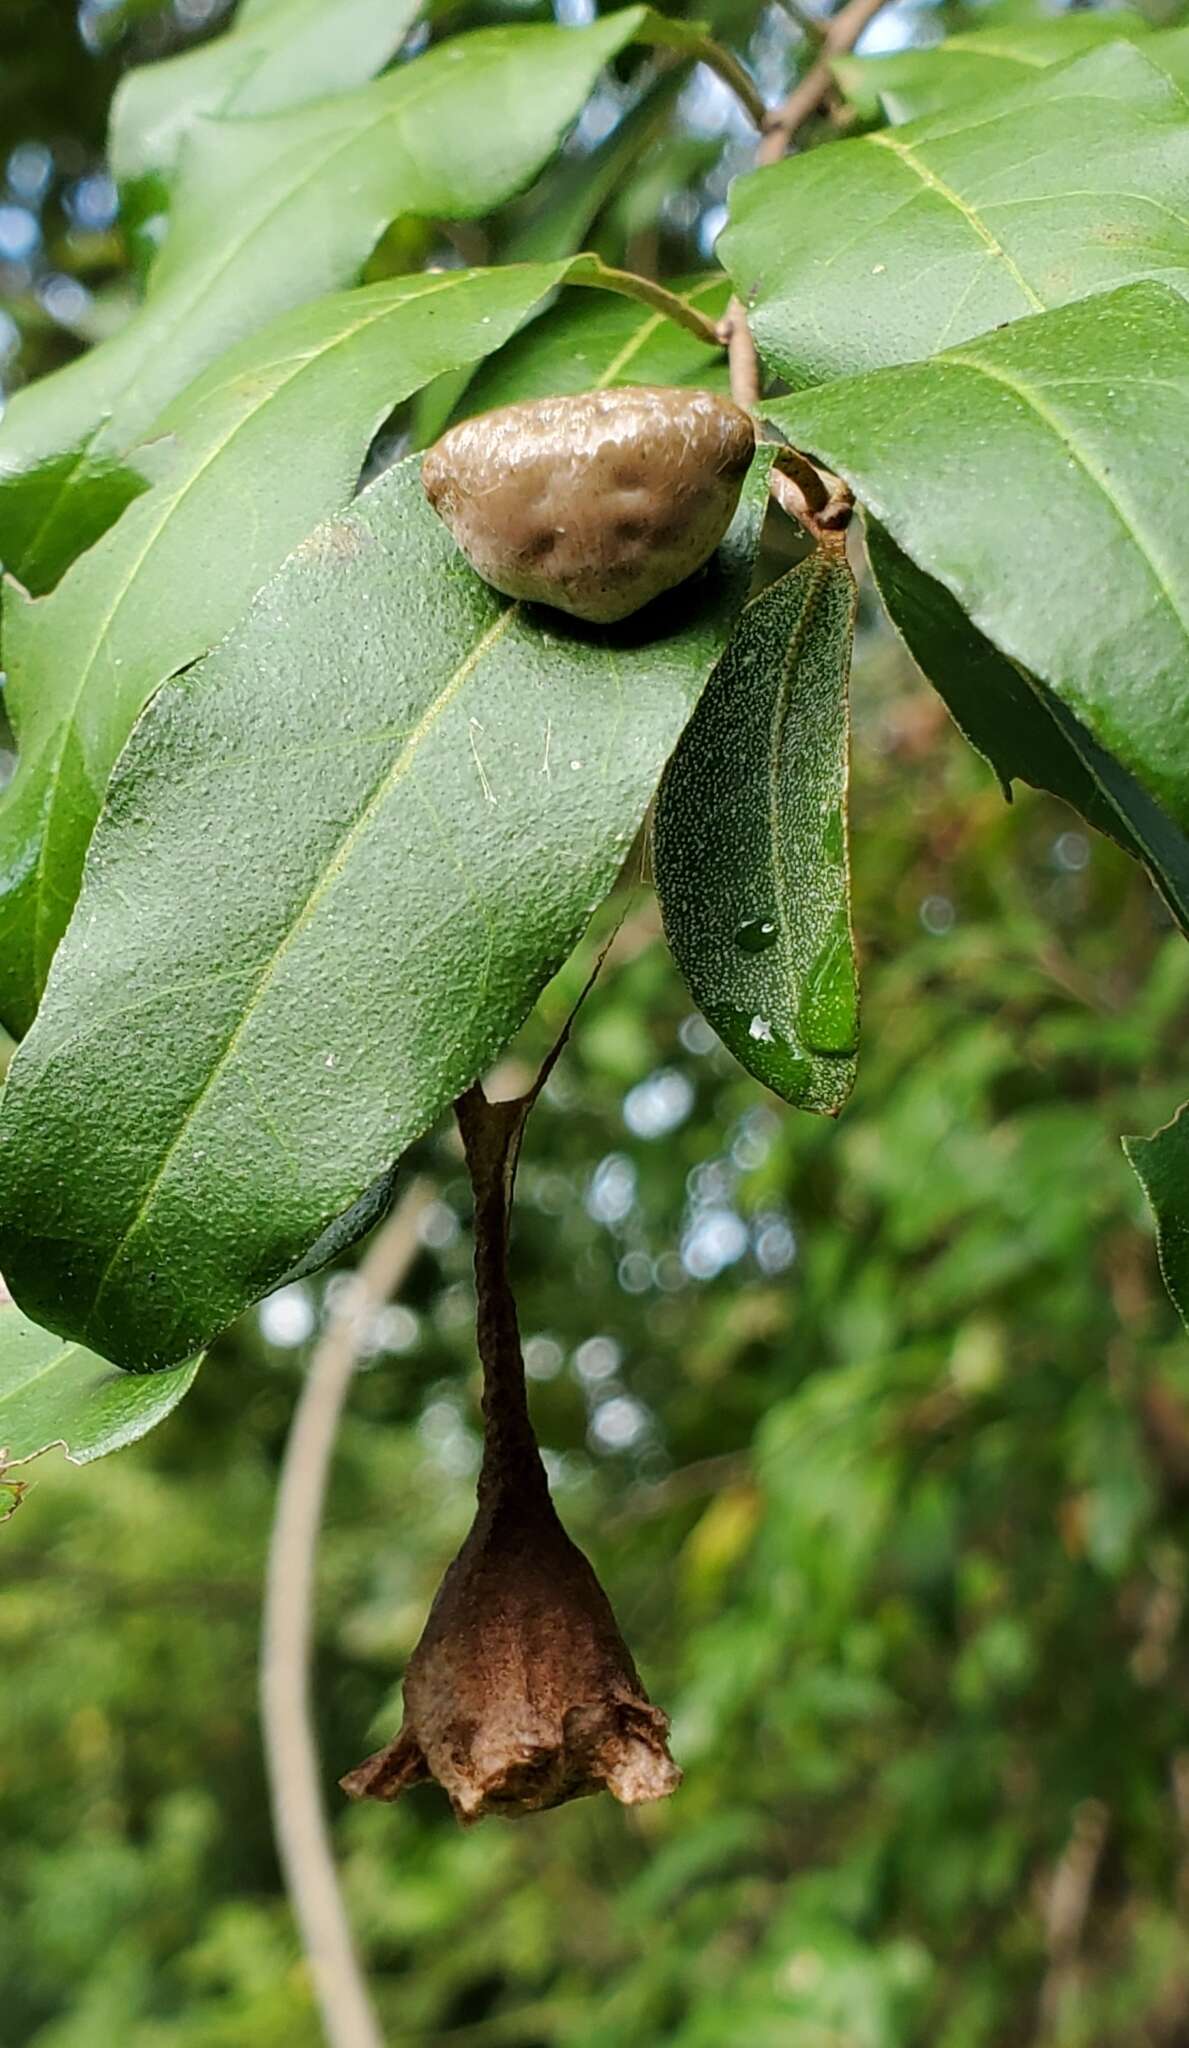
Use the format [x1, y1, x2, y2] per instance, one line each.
[110, 0, 420, 186]
[0, 259, 616, 1037]
[722, 43, 1189, 389]
[832, 12, 1151, 126]
[0, 9, 688, 474]
[0, 1297, 199, 1469]
[0, 451, 773, 1370]
[0, 440, 149, 595]
[865, 519, 1189, 932]
[654, 549, 858, 1115]
[1124, 1104, 1189, 1332]
[770, 285, 1189, 881]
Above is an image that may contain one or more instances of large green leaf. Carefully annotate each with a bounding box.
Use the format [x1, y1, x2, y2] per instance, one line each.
[1124, 1104, 1189, 1333]
[0, 9, 698, 476]
[654, 550, 858, 1115]
[460, 271, 729, 416]
[110, 0, 420, 186]
[721, 43, 1189, 390]
[0, 259, 625, 1038]
[770, 285, 1189, 879]
[865, 519, 1189, 934]
[832, 12, 1151, 126]
[0, 1298, 199, 1470]
[0, 450, 773, 1371]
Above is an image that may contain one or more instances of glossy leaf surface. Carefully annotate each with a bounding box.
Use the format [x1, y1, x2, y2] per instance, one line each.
[110, 0, 419, 186]
[655, 550, 858, 1115]
[0, 1299, 198, 1468]
[0, 453, 772, 1370]
[721, 44, 1189, 389]
[1125, 1104, 1189, 1332]
[0, 259, 608, 1037]
[0, 10, 670, 475]
[832, 13, 1151, 124]
[771, 286, 1189, 863]
[0, 442, 149, 595]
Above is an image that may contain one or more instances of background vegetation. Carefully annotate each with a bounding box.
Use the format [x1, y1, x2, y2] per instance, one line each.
[2, 2, 1187, 2044]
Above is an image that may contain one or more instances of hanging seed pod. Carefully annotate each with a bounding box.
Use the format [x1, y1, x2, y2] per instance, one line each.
[422, 385, 755, 624]
[342, 1089, 679, 1825]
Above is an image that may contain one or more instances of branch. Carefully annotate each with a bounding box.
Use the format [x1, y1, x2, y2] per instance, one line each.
[722, 0, 892, 536]
[260, 1180, 433, 2048]
[758, 0, 893, 165]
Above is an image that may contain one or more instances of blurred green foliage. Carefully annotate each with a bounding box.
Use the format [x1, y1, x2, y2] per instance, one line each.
[3, 604, 1186, 2046]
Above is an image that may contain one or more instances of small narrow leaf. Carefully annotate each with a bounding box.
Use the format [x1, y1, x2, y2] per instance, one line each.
[722, 43, 1189, 390]
[654, 550, 859, 1115]
[0, 452, 772, 1371]
[0, 1297, 199, 1470]
[1124, 1105, 1189, 1333]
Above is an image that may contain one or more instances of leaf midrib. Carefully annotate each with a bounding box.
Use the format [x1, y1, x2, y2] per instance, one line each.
[866, 128, 1046, 313]
[769, 559, 831, 988]
[19, 268, 486, 995]
[84, 599, 521, 1327]
[945, 350, 1189, 641]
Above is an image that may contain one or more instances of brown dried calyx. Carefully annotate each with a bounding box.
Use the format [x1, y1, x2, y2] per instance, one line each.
[342, 1085, 679, 1825]
[422, 385, 755, 624]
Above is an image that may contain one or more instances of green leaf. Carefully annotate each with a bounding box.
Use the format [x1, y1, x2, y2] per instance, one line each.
[721, 43, 1189, 390]
[865, 519, 1189, 932]
[0, 259, 624, 1038]
[460, 271, 730, 416]
[0, 449, 773, 1370]
[0, 440, 151, 596]
[410, 68, 688, 449]
[1124, 1104, 1189, 1332]
[769, 283, 1189, 879]
[0, 9, 688, 475]
[654, 549, 859, 1115]
[832, 12, 1151, 126]
[1149, 23, 1189, 92]
[0, 1297, 199, 1470]
[110, 0, 420, 186]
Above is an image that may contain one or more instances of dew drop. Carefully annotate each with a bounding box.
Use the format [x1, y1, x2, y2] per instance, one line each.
[735, 915, 778, 955]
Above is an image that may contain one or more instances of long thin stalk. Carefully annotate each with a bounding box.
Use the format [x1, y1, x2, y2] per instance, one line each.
[261, 1181, 432, 2048]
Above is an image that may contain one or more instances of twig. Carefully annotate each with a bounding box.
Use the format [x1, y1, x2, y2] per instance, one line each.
[758, 0, 893, 165]
[721, 0, 892, 536]
[261, 1180, 433, 2048]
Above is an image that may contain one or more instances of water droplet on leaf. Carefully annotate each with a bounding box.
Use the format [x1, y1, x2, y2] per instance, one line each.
[735, 916, 778, 955]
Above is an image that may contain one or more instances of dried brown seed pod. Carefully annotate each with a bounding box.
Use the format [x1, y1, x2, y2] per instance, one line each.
[422, 384, 755, 624]
[342, 1089, 680, 1825]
